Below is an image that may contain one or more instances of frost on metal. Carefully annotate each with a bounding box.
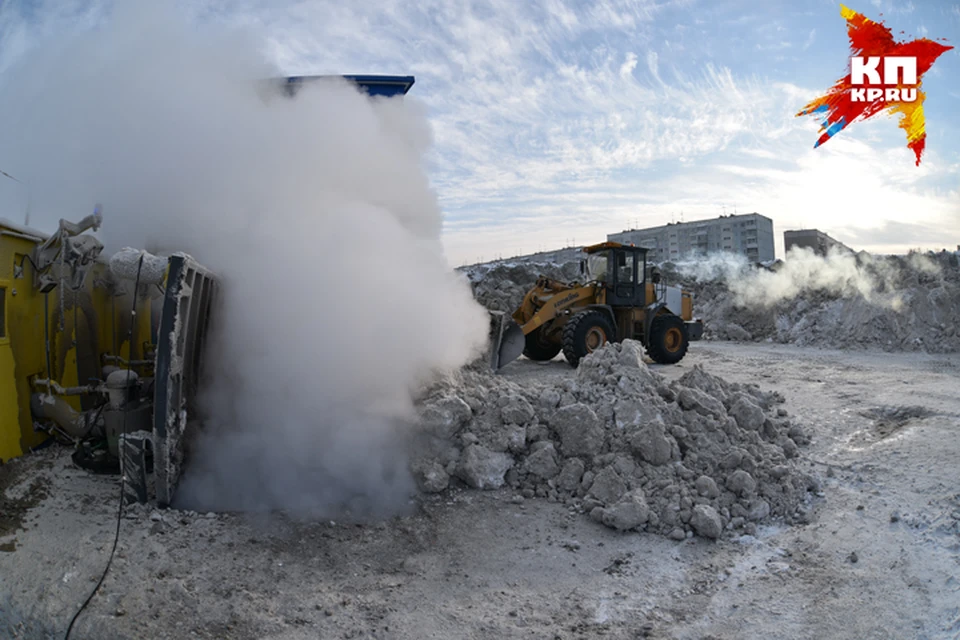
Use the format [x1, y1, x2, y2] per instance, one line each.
[108, 247, 169, 286]
[120, 430, 153, 505]
[154, 254, 218, 507]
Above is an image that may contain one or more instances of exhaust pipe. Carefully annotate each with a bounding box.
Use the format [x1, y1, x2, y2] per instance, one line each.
[30, 394, 91, 439]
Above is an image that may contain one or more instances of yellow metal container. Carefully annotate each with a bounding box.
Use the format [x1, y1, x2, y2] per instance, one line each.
[0, 219, 152, 463]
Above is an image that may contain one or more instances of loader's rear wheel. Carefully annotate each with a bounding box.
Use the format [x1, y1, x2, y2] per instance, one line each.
[646, 314, 689, 365]
[562, 310, 614, 367]
[523, 327, 562, 361]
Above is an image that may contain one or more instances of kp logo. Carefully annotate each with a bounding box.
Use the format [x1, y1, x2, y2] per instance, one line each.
[797, 5, 953, 166]
[849, 56, 917, 103]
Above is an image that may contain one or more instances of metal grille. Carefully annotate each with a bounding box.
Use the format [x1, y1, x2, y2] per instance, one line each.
[153, 255, 218, 507]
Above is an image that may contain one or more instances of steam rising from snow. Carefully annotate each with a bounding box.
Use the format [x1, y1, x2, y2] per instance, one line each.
[0, 4, 489, 516]
[675, 246, 943, 310]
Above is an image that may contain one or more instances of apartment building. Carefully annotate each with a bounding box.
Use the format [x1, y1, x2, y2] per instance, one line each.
[608, 213, 775, 263]
[783, 229, 854, 257]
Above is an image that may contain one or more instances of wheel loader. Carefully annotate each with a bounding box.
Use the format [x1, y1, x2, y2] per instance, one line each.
[490, 242, 703, 370]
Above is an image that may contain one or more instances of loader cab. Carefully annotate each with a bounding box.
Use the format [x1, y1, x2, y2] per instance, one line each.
[583, 242, 648, 308]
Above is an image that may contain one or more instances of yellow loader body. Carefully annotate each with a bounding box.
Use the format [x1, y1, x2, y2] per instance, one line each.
[490, 242, 703, 370]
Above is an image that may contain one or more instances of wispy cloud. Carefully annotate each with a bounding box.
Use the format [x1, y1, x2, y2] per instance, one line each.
[619, 51, 638, 79]
[869, 0, 916, 15]
[0, 0, 106, 74]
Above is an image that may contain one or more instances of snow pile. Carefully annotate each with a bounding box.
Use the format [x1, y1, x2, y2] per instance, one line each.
[411, 341, 819, 540]
[676, 250, 960, 352]
[462, 246, 960, 354]
[460, 259, 582, 312]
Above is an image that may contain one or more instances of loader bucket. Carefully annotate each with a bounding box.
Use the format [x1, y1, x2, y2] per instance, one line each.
[489, 311, 525, 371]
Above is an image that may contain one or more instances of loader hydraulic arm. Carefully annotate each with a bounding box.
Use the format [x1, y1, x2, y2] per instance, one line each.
[512, 284, 596, 335]
[512, 276, 571, 321]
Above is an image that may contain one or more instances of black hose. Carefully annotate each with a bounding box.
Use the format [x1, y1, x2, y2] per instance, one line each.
[81, 401, 108, 440]
[62, 478, 124, 640]
[64, 253, 144, 640]
[17, 251, 44, 274]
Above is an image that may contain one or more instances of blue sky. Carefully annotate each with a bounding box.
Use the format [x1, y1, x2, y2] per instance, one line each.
[1, 0, 958, 264]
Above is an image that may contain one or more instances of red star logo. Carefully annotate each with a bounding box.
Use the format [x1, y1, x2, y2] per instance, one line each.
[797, 5, 952, 166]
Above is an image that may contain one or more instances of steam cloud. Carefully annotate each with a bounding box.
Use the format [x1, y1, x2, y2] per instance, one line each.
[0, 3, 490, 516]
[675, 246, 943, 310]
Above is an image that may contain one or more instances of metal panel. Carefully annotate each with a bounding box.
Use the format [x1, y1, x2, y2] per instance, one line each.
[343, 75, 416, 96]
[153, 254, 218, 507]
[282, 75, 415, 98]
[665, 286, 683, 317]
[119, 431, 152, 505]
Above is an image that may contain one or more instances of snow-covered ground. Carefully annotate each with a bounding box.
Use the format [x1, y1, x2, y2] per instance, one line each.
[3, 342, 959, 639]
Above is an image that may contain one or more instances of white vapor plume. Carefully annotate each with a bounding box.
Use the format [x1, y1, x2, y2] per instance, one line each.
[0, 3, 490, 516]
[675, 246, 942, 310]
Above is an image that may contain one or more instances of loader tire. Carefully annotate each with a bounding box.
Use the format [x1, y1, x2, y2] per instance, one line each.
[646, 314, 689, 365]
[523, 327, 562, 361]
[562, 310, 614, 367]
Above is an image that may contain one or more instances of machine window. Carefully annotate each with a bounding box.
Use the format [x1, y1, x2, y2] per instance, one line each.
[616, 252, 634, 284]
[586, 253, 609, 282]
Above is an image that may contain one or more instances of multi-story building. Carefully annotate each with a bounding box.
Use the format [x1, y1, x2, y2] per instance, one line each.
[607, 213, 775, 263]
[783, 229, 854, 257]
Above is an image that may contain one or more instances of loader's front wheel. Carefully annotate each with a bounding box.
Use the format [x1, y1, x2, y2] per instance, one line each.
[646, 314, 689, 365]
[562, 310, 614, 367]
[523, 327, 562, 361]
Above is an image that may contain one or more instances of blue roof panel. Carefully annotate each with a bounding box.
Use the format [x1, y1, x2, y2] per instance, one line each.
[283, 75, 415, 98]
